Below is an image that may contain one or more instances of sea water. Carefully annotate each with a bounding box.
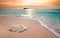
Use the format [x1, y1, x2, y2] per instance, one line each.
[0, 8, 60, 35]
[0, 8, 26, 15]
[32, 8, 60, 34]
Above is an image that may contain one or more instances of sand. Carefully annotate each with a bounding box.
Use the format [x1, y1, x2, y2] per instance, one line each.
[0, 16, 57, 38]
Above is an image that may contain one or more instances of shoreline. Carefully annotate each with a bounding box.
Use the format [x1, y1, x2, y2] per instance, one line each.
[31, 17, 60, 38]
[0, 16, 58, 38]
[0, 16, 60, 38]
[20, 16, 60, 38]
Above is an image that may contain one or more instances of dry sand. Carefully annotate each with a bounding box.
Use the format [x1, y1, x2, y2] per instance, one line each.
[0, 16, 57, 38]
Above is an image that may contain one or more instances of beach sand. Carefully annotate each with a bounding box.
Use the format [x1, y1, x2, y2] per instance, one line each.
[0, 16, 57, 38]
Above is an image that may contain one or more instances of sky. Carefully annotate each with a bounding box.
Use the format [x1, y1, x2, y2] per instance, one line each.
[0, 0, 60, 8]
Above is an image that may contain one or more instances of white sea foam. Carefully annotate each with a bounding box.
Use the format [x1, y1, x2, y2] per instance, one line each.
[25, 17, 60, 38]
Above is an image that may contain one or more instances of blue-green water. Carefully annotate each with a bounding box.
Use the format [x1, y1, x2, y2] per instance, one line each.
[33, 9, 60, 26]
[33, 9, 60, 34]
[0, 8, 26, 14]
[0, 8, 60, 34]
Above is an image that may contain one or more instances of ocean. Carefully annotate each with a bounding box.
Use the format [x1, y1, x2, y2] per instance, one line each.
[0, 8, 60, 35]
[32, 8, 60, 35]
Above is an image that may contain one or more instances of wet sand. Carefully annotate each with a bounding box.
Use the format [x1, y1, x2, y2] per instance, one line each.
[0, 16, 57, 38]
